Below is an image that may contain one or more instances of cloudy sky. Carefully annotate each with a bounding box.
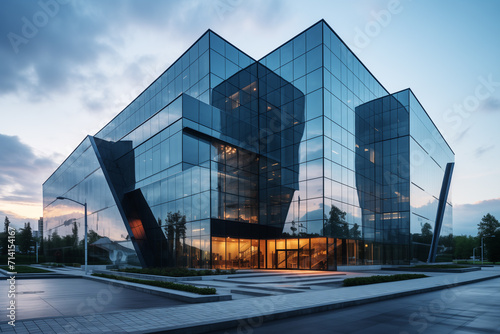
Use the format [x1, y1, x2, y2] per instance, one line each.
[1, 0, 499, 235]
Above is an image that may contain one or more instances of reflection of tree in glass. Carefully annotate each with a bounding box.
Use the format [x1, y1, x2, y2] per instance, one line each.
[413, 223, 432, 245]
[290, 220, 297, 236]
[349, 223, 361, 240]
[323, 205, 349, 238]
[164, 211, 187, 267]
[87, 229, 102, 244]
[71, 221, 78, 247]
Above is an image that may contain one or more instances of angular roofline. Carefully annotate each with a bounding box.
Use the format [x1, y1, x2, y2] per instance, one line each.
[258, 19, 390, 96]
[394, 87, 455, 155]
[42, 135, 91, 186]
[46, 29, 257, 186]
[94, 29, 257, 139]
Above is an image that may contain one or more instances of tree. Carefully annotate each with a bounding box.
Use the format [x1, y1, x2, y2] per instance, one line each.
[453, 235, 478, 260]
[477, 213, 500, 238]
[489, 229, 500, 263]
[478, 214, 500, 262]
[18, 222, 33, 254]
[1, 216, 10, 255]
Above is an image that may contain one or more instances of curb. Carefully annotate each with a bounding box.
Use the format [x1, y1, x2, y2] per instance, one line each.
[144, 274, 500, 334]
[381, 267, 481, 273]
[0, 267, 80, 279]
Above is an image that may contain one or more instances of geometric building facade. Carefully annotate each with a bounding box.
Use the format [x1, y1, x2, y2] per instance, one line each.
[43, 20, 454, 270]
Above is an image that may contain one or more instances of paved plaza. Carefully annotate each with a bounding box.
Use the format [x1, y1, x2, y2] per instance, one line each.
[212, 276, 500, 334]
[0, 267, 499, 333]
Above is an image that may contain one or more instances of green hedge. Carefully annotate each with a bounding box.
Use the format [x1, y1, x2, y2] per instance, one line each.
[116, 267, 236, 277]
[0, 265, 51, 273]
[413, 264, 469, 269]
[455, 260, 498, 265]
[92, 273, 217, 295]
[343, 274, 428, 287]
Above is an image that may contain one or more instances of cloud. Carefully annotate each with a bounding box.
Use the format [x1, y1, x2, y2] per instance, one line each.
[454, 198, 500, 236]
[452, 125, 471, 144]
[481, 97, 500, 112]
[0, 210, 39, 231]
[0, 0, 287, 101]
[475, 144, 495, 158]
[0, 0, 195, 100]
[0, 133, 57, 206]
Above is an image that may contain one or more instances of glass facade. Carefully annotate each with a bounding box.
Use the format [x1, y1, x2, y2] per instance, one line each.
[43, 20, 454, 270]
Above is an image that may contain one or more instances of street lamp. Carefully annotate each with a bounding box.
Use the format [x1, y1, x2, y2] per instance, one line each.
[472, 246, 481, 264]
[56, 196, 88, 274]
[481, 235, 496, 265]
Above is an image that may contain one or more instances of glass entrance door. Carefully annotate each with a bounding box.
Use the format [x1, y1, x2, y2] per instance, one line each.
[277, 250, 286, 268]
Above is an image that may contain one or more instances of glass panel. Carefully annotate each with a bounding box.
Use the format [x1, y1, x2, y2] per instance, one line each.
[226, 238, 239, 269]
[299, 238, 310, 269]
[311, 238, 327, 270]
[259, 239, 266, 268]
[267, 240, 276, 269]
[286, 238, 298, 250]
[239, 239, 251, 269]
[251, 240, 259, 269]
[287, 250, 298, 269]
[327, 238, 336, 270]
[277, 250, 286, 269]
[212, 237, 225, 269]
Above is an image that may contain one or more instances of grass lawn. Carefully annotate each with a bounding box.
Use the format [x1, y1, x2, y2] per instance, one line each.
[454, 260, 498, 265]
[92, 273, 217, 295]
[343, 274, 428, 287]
[0, 265, 51, 273]
[413, 264, 470, 269]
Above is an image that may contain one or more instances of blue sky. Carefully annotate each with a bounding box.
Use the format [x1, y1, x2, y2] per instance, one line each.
[0, 0, 499, 236]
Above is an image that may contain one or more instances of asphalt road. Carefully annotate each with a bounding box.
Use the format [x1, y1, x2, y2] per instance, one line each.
[0, 277, 185, 322]
[210, 277, 500, 334]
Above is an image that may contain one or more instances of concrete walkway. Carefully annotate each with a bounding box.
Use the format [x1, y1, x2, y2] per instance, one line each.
[1, 267, 499, 334]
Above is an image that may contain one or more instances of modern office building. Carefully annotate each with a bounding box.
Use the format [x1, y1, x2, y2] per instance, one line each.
[42, 20, 454, 270]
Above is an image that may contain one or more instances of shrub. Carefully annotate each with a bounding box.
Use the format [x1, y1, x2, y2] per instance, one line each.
[343, 274, 427, 287]
[116, 267, 237, 277]
[92, 273, 217, 295]
[413, 264, 468, 269]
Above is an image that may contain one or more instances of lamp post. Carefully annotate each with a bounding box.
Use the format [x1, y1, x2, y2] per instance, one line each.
[56, 196, 87, 274]
[481, 235, 496, 265]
